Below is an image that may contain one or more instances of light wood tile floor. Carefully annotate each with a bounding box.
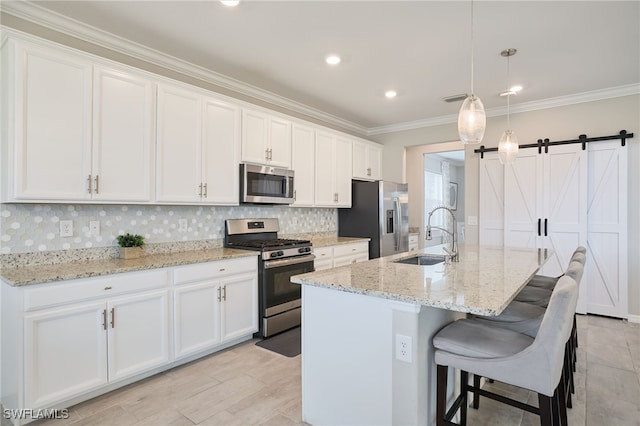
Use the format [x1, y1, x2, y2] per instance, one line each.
[12, 315, 639, 425]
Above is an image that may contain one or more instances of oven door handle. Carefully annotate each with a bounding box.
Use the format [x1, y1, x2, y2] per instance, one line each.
[264, 254, 316, 269]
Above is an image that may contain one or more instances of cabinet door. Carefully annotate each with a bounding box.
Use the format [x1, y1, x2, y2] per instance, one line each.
[202, 97, 241, 205]
[220, 273, 258, 343]
[368, 144, 382, 180]
[107, 289, 170, 382]
[352, 140, 369, 180]
[156, 84, 202, 202]
[314, 131, 336, 207]
[24, 301, 108, 408]
[268, 116, 292, 168]
[292, 124, 315, 206]
[334, 136, 353, 207]
[241, 109, 269, 165]
[174, 281, 221, 359]
[12, 41, 92, 200]
[93, 66, 154, 201]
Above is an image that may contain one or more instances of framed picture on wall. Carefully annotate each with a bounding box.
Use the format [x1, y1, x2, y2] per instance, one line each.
[448, 182, 458, 210]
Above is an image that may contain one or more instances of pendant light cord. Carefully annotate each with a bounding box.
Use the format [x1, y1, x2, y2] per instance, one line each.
[507, 54, 511, 129]
[470, 0, 475, 95]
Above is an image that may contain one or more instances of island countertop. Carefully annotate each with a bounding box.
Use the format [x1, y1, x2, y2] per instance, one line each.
[291, 244, 551, 316]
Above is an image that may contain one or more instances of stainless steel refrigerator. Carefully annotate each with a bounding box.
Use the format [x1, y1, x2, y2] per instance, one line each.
[338, 180, 409, 259]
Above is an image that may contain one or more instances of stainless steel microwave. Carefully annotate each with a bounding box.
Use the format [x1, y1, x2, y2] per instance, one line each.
[240, 164, 294, 204]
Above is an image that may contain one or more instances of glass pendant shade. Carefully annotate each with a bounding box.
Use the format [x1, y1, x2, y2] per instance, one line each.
[498, 129, 519, 164]
[458, 94, 486, 144]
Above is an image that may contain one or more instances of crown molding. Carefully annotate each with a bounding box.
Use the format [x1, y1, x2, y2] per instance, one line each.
[1, 0, 368, 136]
[2, 1, 638, 139]
[367, 83, 640, 136]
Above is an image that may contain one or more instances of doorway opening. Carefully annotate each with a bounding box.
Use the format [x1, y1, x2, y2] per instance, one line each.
[424, 150, 465, 248]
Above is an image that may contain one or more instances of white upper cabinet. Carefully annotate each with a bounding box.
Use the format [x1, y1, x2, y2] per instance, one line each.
[2, 37, 155, 203]
[315, 131, 352, 207]
[291, 124, 315, 206]
[156, 82, 240, 205]
[353, 139, 382, 181]
[4, 38, 93, 201]
[93, 65, 155, 201]
[241, 108, 292, 169]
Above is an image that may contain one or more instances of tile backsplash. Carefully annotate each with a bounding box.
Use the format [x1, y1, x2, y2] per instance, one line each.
[0, 204, 337, 254]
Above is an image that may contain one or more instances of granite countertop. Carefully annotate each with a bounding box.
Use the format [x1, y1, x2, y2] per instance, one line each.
[0, 248, 259, 287]
[310, 236, 371, 248]
[291, 244, 552, 316]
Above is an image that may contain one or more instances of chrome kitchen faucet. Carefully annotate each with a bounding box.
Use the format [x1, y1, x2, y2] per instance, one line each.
[426, 206, 458, 262]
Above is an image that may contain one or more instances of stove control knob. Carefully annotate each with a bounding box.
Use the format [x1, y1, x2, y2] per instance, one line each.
[277, 251, 284, 257]
[299, 247, 310, 253]
[270, 252, 280, 258]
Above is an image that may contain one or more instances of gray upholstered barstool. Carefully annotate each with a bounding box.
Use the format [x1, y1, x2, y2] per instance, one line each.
[433, 275, 578, 426]
[527, 248, 586, 290]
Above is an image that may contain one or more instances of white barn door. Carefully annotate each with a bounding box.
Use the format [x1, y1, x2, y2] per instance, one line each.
[479, 152, 504, 246]
[584, 141, 628, 318]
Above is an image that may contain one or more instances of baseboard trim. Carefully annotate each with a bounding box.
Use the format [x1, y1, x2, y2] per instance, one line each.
[627, 314, 640, 324]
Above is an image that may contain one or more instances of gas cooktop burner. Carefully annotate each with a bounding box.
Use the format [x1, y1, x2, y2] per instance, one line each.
[229, 238, 311, 250]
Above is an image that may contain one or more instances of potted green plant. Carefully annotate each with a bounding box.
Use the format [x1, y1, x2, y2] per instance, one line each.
[116, 233, 145, 259]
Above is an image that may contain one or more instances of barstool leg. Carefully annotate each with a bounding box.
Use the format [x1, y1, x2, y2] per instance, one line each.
[538, 393, 554, 426]
[472, 374, 480, 409]
[437, 364, 448, 426]
[460, 371, 468, 426]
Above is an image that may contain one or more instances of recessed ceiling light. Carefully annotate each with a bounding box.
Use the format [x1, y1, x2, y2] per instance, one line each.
[325, 55, 341, 65]
[220, 0, 240, 7]
[385, 90, 397, 99]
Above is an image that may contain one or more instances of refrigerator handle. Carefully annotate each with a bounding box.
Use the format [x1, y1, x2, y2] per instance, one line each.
[393, 197, 401, 251]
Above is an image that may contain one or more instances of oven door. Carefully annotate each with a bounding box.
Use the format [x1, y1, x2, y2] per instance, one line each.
[262, 254, 314, 314]
[241, 163, 294, 204]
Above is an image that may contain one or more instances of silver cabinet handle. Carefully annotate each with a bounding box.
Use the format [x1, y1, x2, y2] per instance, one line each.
[203, 183, 208, 198]
[198, 183, 203, 197]
[94, 175, 99, 194]
[104, 286, 112, 291]
[102, 309, 107, 330]
[367, 167, 371, 176]
[222, 285, 227, 301]
[265, 148, 269, 160]
[217, 287, 222, 302]
[110, 307, 115, 329]
[87, 175, 92, 194]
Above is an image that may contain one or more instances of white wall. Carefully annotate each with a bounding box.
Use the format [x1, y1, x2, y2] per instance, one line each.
[371, 95, 640, 317]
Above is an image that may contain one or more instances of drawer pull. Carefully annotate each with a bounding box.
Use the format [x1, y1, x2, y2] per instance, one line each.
[219, 268, 226, 271]
[104, 286, 113, 291]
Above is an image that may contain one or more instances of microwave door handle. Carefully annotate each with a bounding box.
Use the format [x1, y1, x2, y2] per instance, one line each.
[285, 176, 291, 198]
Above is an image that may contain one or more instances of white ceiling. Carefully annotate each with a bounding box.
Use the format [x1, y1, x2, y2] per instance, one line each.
[5, 1, 639, 134]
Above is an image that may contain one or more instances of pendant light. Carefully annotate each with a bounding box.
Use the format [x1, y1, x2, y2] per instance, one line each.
[498, 48, 519, 164]
[458, 0, 486, 144]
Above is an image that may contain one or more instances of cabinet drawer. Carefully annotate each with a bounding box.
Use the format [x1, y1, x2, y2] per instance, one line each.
[333, 242, 368, 257]
[173, 256, 257, 285]
[313, 247, 333, 259]
[24, 269, 169, 311]
[409, 234, 419, 244]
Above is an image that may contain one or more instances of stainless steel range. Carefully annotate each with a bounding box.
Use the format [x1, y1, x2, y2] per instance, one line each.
[224, 218, 314, 338]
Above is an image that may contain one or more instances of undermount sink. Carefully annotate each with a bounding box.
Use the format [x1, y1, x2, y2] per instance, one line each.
[393, 254, 446, 266]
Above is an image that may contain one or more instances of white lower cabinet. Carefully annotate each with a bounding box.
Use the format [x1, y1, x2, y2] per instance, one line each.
[2, 256, 258, 420]
[22, 274, 170, 410]
[24, 301, 108, 408]
[173, 257, 258, 360]
[313, 242, 369, 270]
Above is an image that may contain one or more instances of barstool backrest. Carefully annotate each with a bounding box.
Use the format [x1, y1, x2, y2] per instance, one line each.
[571, 251, 586, 265]
[513, 275, 578, 396]
[565, 260, 585, 287]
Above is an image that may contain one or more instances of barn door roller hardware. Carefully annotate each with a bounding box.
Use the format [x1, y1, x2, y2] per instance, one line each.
[475, 130, 634, 159]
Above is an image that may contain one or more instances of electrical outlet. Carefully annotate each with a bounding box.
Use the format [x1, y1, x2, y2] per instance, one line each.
[178, 219, 188, 232]
[89, 220, 100, 236]
[396, 334, 413, 363]
[467, 215, 478, 226]
[59, 220, 73, 237]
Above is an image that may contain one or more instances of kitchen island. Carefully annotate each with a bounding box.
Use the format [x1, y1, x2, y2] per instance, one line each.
[291, 244, 551, 426]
